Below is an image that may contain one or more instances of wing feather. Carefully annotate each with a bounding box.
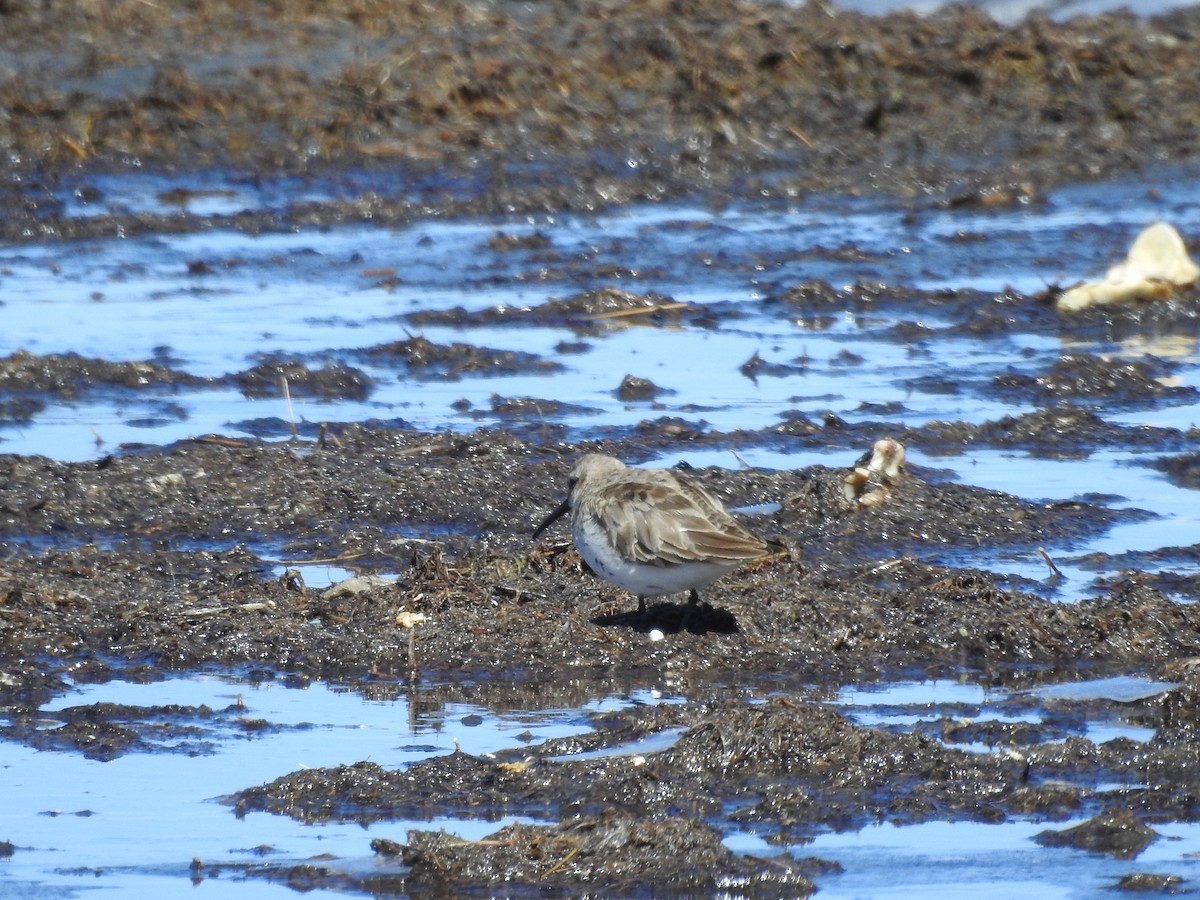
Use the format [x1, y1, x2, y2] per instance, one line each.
[588, 472, 767, 566]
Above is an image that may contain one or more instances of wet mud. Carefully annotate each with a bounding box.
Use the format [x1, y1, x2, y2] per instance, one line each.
[3, 422, 1200, 891]
[3, 3, 1200, 243]
[4, 299, 1200, 891]
[4, 0, 1200, 895]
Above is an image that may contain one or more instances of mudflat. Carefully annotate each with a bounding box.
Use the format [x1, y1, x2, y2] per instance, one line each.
[3, 1, 1200, 896]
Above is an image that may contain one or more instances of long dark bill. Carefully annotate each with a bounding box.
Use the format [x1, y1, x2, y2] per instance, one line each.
[532, 496, 570, 541]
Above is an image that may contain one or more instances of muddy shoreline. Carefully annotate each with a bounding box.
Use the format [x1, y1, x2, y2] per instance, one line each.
[4, 2, 1200, 238]
[3, 420, 1200, 893]
[5, 1, 1200, 896]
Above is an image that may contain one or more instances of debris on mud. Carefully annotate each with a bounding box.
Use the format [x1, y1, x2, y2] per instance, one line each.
[407, 287, 706, 335]
[1035, 810, 1160, 860]
[1056, 222, 1200, 313]
[391, 813, 815, 897]
[360, 335, 562, 379]
[0, 350, 209, 397]
[992, 354, 1197, 407]
[232, 359, 374, 401]
[615, 374, 671, 402]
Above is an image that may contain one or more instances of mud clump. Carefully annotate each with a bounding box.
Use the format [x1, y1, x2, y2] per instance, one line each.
[0, 396, 45, 425]
[488, 393, 598, 419]
[233, 359, 373, 401]
[2, 699, 259, 761]
[872, 407, 1200, 456]
[227, 698, 1059, 834]
[993, 354, 1197, 407]
[1150, 452, 1200, 490]
[361, 335, 562, 379]
[740, 350, 807, 381]
[0, 350, 208, 397]
[407, 288, 703, 335]
[1035, 810, 1160, 860]
[1116, 873, 1186, 893]
[615, 374, 669, 401]
[391, 813, 815, 897]
[486, 230, 552, 252]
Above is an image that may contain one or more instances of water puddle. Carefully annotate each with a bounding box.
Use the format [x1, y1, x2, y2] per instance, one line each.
[0, 673, 674, 898]
[803, 816, 1200, 899]
[831, 675, 1166, 748]
[829, 0, 1199, 27]
[6, 169, 1200, 460]
[0, 670, 1183, 897]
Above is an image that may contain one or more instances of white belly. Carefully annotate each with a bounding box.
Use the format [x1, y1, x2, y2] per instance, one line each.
[572, 515, 734, 597]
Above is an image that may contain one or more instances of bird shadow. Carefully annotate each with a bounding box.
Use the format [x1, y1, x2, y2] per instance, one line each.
[591, 600, 739, 636]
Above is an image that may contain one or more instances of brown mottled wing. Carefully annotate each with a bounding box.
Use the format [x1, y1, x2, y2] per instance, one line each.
[590, 472, 767, 566]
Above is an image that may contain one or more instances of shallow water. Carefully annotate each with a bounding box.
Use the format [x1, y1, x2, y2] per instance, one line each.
[0, 674, 672, 898]
[0, 671, 1184, 898]
[804, 816, 1200, 899]
[4, 163, 1200, 895]
[832, 0, 1197, 24]
[6, 168, 1200, 458]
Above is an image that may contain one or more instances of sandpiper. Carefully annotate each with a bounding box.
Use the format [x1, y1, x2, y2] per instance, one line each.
[532, 453, 771, 619]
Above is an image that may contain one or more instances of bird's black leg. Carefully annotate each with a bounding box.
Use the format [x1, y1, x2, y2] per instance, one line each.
[679, 589, 701, 631]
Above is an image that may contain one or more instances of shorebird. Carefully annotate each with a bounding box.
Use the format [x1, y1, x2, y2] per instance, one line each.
[532, 453, 771, 619]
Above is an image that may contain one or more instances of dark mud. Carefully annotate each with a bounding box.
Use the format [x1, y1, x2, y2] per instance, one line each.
[4, 319, 1200, 893]
[360, 335, 564, 379]
[2, 423, 1198, 698]
[406, 288, 706, 335]
[5, 1, 1200, 895]
[221, 676, 1200, 893]
[3, 695, 279, 762]
[5, 2, 1200, 239]
[198, 817, 821, 898]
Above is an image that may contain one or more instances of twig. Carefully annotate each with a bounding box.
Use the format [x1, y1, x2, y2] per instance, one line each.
[586, 302, 689, 321]
[543, 843, 581, 877]
[181, 602, 272, 617]
[280, 374, 298, 439]
[274, 552, 367, 565]
[1037, 547, 1064, 580]
[864, 557, 908, 576]
[193, 436, 250, 448]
